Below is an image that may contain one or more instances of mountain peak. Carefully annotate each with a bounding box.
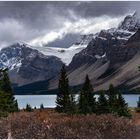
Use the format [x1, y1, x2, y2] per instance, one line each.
[118, 12, 140, 32]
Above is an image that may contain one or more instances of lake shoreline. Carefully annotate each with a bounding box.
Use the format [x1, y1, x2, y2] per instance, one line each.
[15, 94, 140, 109]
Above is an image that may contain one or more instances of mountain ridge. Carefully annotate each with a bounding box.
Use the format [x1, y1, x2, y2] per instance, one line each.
[1, 13, 140, 94]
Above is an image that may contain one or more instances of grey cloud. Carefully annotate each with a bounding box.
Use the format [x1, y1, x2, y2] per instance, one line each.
[0, 1, 139, 48]
[0, 1, 132, 28]
[47, 33, 80, 48]
[75, 1, 130, 17]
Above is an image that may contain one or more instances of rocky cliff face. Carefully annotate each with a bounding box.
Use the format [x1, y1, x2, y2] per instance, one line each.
[48, 13, 140, 91]
[69, 27, 134, 70]
[0, 43, 63, 86]
[118, 12, 140, 32]
[69, 12, 140, 70]
[2, 13, 140, 94]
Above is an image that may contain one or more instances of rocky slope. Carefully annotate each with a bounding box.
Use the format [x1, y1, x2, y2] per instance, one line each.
[49, 13, 140, 92]
[0, 43, 63, 86]
[118, 12, 140, 32]
[69, 12, 140, 70]
[1, 12, 140, 94]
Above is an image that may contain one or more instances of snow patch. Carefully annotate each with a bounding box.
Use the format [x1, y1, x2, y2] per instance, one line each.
[34, 44, 87, 65]
[95, 53, 106, 59]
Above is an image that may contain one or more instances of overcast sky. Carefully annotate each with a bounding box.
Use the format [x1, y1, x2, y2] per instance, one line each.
[0, 1, 139, 48]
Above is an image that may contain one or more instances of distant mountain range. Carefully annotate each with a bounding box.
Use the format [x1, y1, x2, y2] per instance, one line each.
[1, 12, 140, 94]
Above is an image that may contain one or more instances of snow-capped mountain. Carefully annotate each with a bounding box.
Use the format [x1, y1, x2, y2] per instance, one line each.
[0, 43, 36, 70]
[33, 34, 95, 65]
[1, 12, 140, 94]
[0, 43, 63, 86]
[59, 12, 140, 91]
[49, 12, 140, 90]
[68, 13, 139, 70]
[118, 12, 140, 32]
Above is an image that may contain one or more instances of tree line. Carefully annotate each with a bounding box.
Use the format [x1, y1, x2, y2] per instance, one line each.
[56, 65, 131, 117]
[1, 65, 140, 117]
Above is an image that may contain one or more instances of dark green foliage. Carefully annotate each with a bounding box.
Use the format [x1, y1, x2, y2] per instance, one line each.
[135, 97, 140, 113]
[14, 100, 19, 112]
[0, 110, 8, 118]
[56, 64, 71, 113]
[117, 92, 127, 108]
[137, 97, 140, 107]
[78, 91, 91, 114]
[25, 104, 32, 112]
[40, 104, 44, 109]
[0, 69, 12, 93]
[78, 75, 96, 115]
[67, 93, 77, 115]
[108, 84, 118, 113]
[116, 92, 131, 117]
[96, 91, 109, 115]
[55, 66, 130, 118]
[138, 66, 140, 71]
[108, 84, 117, 105]
[0, 69, 19, 117]
[0, 91, 18, 115]
[107, 84, 130, 117]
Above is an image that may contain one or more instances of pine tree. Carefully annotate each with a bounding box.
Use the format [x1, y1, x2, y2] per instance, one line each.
[40, 104, 44, 109]
[137, 97, 140, 107]
[116, 92, 131, 117]
[85, 75, 96, 113]
[56, 64, 71, 113]
[25, 104, 32, 112]
[136, 97, 140, 113]
[78, 75, 96, 114]
[97, 91, 109, 115]
[0, 91, 8, 112]
[108, 84, 117, 113]
[0, 69, 18, 115]
[0, 68, 12, 93]
[14, 100, 19, 112]
[78, 90, 91, 115]
[68, 93, 77, 115]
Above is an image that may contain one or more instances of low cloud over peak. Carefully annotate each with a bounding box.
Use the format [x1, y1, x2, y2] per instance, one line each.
[0, 1, 139, 48]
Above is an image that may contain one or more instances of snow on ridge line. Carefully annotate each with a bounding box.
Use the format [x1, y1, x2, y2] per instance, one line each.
[34, 44, 87, 65]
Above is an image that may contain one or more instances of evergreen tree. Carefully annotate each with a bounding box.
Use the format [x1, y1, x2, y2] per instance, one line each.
[78, 75, 96, 114]
[14, 100, 19, 112]
[78, 90, 91, 115]
[136, 97, 140, 113]
[40, 104, 44, 109]
[0, 69, 18, 115]
[96, 91, 109, 115]
[137, 97, 140, 107]
[68, 93, 77, 115]
[0, 68, 12, 93]
[56, 64, 71, 113]
[25, 104, 32, 112]
[108, 84, 117, 113]
[116, 92, 131, 117]
[0, 91, 8, 112]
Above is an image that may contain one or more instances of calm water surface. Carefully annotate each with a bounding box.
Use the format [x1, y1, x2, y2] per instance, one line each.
[15, 94, 140, 109]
